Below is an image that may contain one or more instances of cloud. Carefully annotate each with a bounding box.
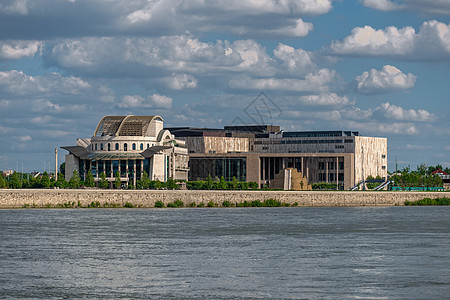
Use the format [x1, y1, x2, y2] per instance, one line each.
[360, 0, 404, 11]
[0, 40, 42, 60]
[273, 43, 316, 75]
[374, 102, 436, 122]
[259, 18, 313, 38]
[15, 135, 32, 142]
[47, 36, 273, 76]
[355, 65, 417, 94]
[0, 70, 90, 96]
[161, 73, 198, 90]
[329, 20, 450, 60]
[229, 69, 336, 92]
[117, 94, 172, 109]
[405, 144, 432, 150]
[0, 0, 332, 40]
[360, 0, 450, 15]
[298, 93, 352, 106]
[0, 0, 29, 15]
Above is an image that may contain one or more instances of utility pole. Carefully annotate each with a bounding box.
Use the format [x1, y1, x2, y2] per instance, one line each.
[55, 147, 58, 181]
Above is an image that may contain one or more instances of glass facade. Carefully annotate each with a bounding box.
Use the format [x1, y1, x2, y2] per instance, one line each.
[189, 158, 246, 181]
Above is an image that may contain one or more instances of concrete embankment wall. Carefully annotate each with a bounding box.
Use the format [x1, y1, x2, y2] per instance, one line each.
[0, 189, 447, 208]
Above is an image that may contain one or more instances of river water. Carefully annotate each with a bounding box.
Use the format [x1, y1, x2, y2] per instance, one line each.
[0, 207, 449, 299]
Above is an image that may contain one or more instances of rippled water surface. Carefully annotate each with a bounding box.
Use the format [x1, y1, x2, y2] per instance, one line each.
[0, 206, 449, 299]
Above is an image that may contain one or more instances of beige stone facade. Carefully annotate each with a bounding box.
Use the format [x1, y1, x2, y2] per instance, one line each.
[170, 127, 387, 190]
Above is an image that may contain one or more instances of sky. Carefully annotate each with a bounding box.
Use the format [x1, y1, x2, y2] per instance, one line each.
[0, 0, 449, 173]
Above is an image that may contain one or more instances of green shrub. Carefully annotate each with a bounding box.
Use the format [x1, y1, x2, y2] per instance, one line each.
[263, 198, 282, 207]
[197, 202, 205, 207]
[123, 202, 134, 208]
[405, 197, 450, 206]
[251, 200, 263, 207]
[222, 200, 232, 207]
[167, 199, 184, 208]
[188, 202, 197, 207]
[207, 201, 215, 207]
[154, 200, 165, 208]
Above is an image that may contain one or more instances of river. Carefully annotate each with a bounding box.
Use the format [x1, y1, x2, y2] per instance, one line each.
[0, 207, 449, 299]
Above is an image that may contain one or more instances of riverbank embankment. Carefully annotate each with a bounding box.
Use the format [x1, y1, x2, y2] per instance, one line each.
[0, 189, 448, 208]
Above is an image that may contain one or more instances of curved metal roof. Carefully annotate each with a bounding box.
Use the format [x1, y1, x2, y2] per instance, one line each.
[93, 115, 163, 137]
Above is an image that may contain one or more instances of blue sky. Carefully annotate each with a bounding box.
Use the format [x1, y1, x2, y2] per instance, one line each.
[0, 0, 449, 173]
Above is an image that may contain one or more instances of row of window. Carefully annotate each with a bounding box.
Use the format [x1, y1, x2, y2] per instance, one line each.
[254, 139, 354, 145]
[92, 142, 155, 151]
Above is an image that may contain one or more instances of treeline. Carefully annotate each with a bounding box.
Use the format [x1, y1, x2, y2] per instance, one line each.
[390, 164, 443, 188]
[0, 171, 258, 190]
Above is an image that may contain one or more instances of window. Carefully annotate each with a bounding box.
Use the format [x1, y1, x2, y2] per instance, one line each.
[140, 143, 143, 150]
[147, 143, 150, 149]
[382, 166, 386, 170]
[108, 143, 111, 151]
[132, 143, 136, 150]
[124, 143, 128, 151]
[100, 143, 104, 151]
[95, 144, 98, 151]
[382, 154, 386, 159]
[115, 143, 119, 150]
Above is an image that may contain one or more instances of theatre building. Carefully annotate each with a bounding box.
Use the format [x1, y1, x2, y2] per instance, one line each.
[167, 125, 388, 190]
[63, 115, 189, 186]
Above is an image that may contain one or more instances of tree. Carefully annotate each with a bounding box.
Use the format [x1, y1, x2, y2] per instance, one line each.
[114, 171, 121, 189]
[206, 174, 213, 190]
[69, 170, 81, 189]
[141, 171, 150, 189]
[8, 172, 22, 189]
[99, 172, 109, 189]
[59, 162, 65, 175]
[84, 170, 95, 187]
[217, 176, 228, 190]
[54, 173, 66, 188]
[166, 177, 179, 190]
[0, 174, 7, 188]
[41, 171, 51, 188]
[417, 163, 427, 176]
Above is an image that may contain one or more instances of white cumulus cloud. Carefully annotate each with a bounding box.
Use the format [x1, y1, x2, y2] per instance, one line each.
[299, 93, 352, 106]
[229, 69, 336, 92]
[329, 20, 450, 60]
[0, 41, 42, 60]
[355, 65, 417, 94]
[360, 0, 404, 11]
[162, 73, 198, 90]
[118, 94, 172, 109]
[374, 102, 436, 122]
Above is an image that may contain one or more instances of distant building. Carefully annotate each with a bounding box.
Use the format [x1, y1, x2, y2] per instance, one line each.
[2, 170, 14, 176]
[62, 115, 189, 186]
[167, 125, 388, 190]
[432, 169, 450, 191]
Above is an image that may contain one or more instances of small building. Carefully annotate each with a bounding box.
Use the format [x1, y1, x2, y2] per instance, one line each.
[432, 169, 450, 191]
[62, 115, 189, 186]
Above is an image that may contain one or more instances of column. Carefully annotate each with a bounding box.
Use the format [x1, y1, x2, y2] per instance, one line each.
[325, 159, 328, 183]
[336, 157, 339, 190]
[133, 160, 137, 187]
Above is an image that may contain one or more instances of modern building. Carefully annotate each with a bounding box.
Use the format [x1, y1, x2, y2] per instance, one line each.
[167, 125, 388, 190]
[63, 115, 189, 186]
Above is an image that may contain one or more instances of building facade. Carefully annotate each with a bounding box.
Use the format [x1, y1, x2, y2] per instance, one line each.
[167, 126, 387, 190]
[63, 115, 189, 186]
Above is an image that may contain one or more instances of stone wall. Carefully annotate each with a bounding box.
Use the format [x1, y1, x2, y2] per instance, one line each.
[0, 189, 447, 208]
